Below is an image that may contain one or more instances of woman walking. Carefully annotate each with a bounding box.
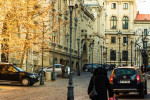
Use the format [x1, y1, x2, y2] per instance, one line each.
[88, 67, 114, 100]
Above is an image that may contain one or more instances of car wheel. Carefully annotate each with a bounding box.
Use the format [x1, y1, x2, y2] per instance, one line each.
[139, 88, 144, 98]
[145, 82, 147, 95]
[84, 68, 88, 72]
[21, 78, 30, 86]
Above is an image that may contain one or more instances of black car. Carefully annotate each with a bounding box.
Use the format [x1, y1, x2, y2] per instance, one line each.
[0, 63, 39, 86]
[110, 66, 147, 98]
[82, 63, 99, 72]
[99, 64, 110, 71]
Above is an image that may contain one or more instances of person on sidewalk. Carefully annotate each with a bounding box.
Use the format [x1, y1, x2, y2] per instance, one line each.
[88, 67, 114, 100]
[141, 64, 146, 73]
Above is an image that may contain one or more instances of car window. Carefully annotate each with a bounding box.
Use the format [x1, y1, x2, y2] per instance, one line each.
[114, 68, 135, 75]
[0, 65, 7, 71]
[7, 66, 18, 72]
[55, 65, 61, 68]
[87, 65, 92, 67]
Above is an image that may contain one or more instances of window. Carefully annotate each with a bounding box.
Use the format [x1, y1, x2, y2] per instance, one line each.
[143, 41, 147, 49]
[111, 3, 116, 9]
[114, 68, 135, 75]
[123, 37, 127, 43]
[111, 37, 116, 43]
[123, 3, 128, 9]
[144, 29, 148, 35]
[111, 16, 117, 29]
[123, 16, 128, 29]
[122, 51, 128, 61]
[110, 50, 116, 60]
[7, 66, 17, 72]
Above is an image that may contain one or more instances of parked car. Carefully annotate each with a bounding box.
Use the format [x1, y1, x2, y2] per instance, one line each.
[110, 66, 147, 98]
[0, 62, 39, 86]
[109, 64, 116, 70]
[82, 63, 99, 72]
[99, 64, 110, 71]
[38, 64, 70, 76]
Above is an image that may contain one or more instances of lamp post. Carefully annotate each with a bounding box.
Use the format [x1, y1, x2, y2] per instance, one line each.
[110, 49, 112, 65]
[40, 22, 45, 85]
[77, 38, 80, 76]
[100, 45, 103, 64]
[106, 47, 107, 64]
[135, 42, 137, 65]
[92, 40, 94, 73]
[126, 35, 129, 65]
[67, 0, 76, 99]
[130, 40, 133, 66]
[118, 31, 122, 66]
[65, 33, 69, 78]
[52, 35, 56, 80]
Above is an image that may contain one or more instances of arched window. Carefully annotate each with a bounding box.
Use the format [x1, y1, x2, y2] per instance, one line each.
[111, 16, 117, 29]
[123, 16, 128, 29]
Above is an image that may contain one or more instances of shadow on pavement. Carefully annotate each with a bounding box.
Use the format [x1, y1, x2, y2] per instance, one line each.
[115, 93, 150, 100]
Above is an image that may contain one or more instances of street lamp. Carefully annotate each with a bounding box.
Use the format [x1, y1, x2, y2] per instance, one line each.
[110, 49, 112, 65]
[118, 30, 122, 66]
[65, 33, 69, 78]
[52, 35, 56, 81]
[67, 0, 76, 100]
[130, 40, 133, 66]
[126, 35, 129, 65]
[106, 47, 107, 64]
[100, 45, 103, 64]
[77, 38, 80, 76]
[91, 40, 94, 73]
[40, 22, 45, 85]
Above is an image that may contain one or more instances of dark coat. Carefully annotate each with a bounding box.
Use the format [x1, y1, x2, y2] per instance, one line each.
[88, 68, 114, 100]
[141, 64, 146, 73]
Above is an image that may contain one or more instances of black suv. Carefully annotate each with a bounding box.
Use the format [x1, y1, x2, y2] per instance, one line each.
[82, 63, 99, 72]
[0, 63, 39, 86]
[110, 66, 147, 98]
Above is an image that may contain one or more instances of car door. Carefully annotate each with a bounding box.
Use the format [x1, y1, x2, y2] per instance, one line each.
[6, 65, 20, 81]
[0, 65, 7, 80]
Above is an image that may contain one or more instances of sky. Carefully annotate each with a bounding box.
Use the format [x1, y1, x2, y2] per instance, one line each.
[137, 0, 150, 14]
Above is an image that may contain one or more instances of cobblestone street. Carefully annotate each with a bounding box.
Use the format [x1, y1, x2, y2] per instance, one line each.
[0, 71, 150, 100]
[0, 72, 92, 100]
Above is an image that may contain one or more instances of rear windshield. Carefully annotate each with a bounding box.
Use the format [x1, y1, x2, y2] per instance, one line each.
[114, 68, 135, 75]
[55, 65, 61, 68]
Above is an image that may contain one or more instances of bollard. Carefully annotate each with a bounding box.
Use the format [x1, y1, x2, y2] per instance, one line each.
[45, 72, 51, 81]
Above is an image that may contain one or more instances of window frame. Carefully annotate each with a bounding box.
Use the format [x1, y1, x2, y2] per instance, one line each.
[122, 50, 128, 61]
[111, 3, 116, 9]
[144, 29, 148, 36]
[143, 41, 148, 49]
[110, 50, 116, 60]
[111, 37, 116, 44]
[122, 16, 129, 29]
[123, 3, 128, 9]
[111, 16, 117, 29]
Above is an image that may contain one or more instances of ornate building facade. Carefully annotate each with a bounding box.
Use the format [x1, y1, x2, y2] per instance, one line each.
[104, 0, 137, 66]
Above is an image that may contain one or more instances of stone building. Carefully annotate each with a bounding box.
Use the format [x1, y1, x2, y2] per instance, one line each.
[134, 12, 150, 67]
[104, 0, 137, 66]
[84, 0, 106, 65]
[0, 0, 105, 72]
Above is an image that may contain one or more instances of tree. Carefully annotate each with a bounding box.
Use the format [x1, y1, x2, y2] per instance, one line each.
[0, 0, 68, 68]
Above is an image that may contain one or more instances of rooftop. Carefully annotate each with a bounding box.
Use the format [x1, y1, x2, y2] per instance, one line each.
[135, 11, 150, 21]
